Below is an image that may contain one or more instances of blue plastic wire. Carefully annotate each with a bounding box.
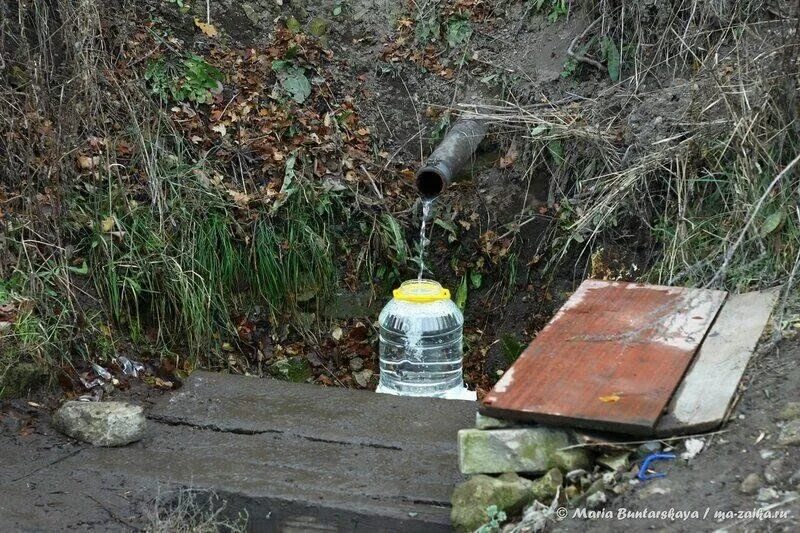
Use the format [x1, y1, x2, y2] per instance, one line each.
[637, 453, 676, 481]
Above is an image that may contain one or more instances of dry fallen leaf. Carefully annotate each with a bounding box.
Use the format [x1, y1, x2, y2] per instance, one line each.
[211, 123, 227, 137]
[153, 377, 174, 389]
[332, 326, 343, 341]
[194, 18, 219, 38]
[77, 155, 100, 170]
[227, 189, 250, 206]
[499, 140, 519, 168]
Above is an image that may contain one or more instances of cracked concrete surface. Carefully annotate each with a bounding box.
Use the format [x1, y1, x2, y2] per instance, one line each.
[0, 372, 476, 531]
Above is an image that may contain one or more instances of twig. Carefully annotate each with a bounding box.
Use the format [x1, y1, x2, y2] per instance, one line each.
[360, 164, 384, 201]
[498, 212, 554, 240]
[559, 428, 730, 450]
[311, 349, 347, 388]
[567, 18, 606, 73]
[399, 76, 424, 165]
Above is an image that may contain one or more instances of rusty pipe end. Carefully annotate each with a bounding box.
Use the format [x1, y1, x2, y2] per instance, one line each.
[415, 117, 487, 198]
[416, 162, 450, 199]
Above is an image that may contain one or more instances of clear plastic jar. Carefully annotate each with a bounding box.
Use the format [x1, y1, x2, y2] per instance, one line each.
[377, 280, 465, 397]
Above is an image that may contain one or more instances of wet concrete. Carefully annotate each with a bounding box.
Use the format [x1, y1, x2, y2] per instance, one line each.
[0, 372, 477, 531]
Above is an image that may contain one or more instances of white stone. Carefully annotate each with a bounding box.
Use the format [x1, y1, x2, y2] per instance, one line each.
[53, 401, 146, 447]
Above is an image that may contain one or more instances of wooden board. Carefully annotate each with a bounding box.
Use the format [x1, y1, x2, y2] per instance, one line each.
[481, 280, 727, 435]
[656, 288, 779, 435]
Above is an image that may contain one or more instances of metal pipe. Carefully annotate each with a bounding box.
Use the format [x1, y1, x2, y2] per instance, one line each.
[416, 118, 487, 198]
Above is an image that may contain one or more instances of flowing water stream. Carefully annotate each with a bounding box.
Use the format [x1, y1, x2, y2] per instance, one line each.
[417, 198, 434, 280]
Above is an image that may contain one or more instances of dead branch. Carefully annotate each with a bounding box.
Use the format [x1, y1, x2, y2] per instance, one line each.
[567, 17, 607, 73]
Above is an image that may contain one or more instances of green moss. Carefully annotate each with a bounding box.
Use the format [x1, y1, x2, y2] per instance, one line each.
[268, 356, 312, 382]
[451, 473, 532, 532]
[309, 17, 329, 37]
[0, 359, 49, 399]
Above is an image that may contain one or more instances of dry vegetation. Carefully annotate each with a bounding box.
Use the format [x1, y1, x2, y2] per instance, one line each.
[474, 1, 800, 292]
[0, 0, 799, 399]
[145, 489, 247, 533]
[0, 0, 409, 395]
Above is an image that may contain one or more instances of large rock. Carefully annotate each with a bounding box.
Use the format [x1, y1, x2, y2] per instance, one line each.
[53, 401, 146, 447]
[458, 428, 590, 475]
[529, 467, 563, 502]
[451, 473, 533, 532]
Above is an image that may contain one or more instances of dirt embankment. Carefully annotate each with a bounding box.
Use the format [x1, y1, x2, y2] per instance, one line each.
[2, 0, 799, 435]
[1, 0, 612, 398]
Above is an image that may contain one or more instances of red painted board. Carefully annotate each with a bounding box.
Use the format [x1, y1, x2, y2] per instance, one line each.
[481, 280, 727, 435]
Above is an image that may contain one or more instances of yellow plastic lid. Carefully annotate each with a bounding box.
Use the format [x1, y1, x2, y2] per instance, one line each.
[393, 279, 451, 303]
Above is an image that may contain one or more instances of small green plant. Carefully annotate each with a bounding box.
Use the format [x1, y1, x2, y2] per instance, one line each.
[561, 36, 593, 79]
[413, 2, 441, 44]
[0, 275, 24, 307]
[271, 60, 312, 104]
[333, 1, 346, 16]
[455, 275, 468, 311]
[504, 252, 519, 301]
[445, 16, 472, 48]
[470, 270, 483, 289]
[547, 0, 568, 22]
[529, 0, 569, 23]
[600, 37, 621, 81]
[378, 213, 410, 266]
[416, 18, 440, 43]
[430, 112, 452, 144]
[560, 56, 578, 78]
[500, 333, 524, 364]
[477, 505, 507, 533]
[145, 54, 223, 104]
[13, 310, 43, 348]
[547, 140, 565, 166]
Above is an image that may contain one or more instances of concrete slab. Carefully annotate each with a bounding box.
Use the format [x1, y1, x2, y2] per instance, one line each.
[153, 371, 475, 449]
[0, 372, 477, 531]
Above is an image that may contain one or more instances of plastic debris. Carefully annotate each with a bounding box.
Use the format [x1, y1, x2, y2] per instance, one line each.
[635, 440, 662, 458]
[117, 356, 145, 378]
[637, 452, 676, 481]
[92, 363, 112, 381]
[79, 376, 104, 390]
[681, 438, 705, 460]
